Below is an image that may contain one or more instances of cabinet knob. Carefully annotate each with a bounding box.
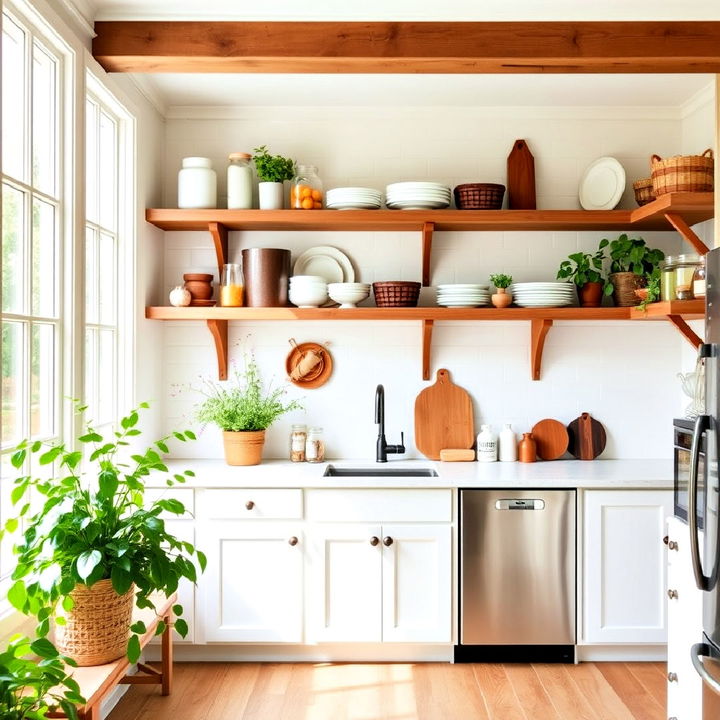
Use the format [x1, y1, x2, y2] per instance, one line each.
[245, 500, 255, 510]
[667, 672, 678, 683]
[667, 589, 678, 600]
[370, 536, 380, 546]
[668, 540, 678, 551]
[663, 535, 669, 545]
[288, 536, 298, 546]
[383, 536, 394, 547]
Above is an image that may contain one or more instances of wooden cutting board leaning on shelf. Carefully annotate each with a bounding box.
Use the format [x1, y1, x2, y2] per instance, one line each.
[507, 138, 536, 209]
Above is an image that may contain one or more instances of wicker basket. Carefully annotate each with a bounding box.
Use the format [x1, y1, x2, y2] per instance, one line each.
[54, 579, 135, 666]
[632, 178, 655, 206]
[373, 281, 421, 308]
[609, 272, 647, 307]
[453, 183, 505, 210]
[650, 149, 714, 196]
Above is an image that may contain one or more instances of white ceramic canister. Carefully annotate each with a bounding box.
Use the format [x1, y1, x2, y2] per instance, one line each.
[178, 157, 217, 209]
[227, 152, 253, 209]
[498, 423, 518, 462]
[476, 424, 497, 462]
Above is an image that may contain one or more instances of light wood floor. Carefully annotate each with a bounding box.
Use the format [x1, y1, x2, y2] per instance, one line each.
[109, 661, 666, 720]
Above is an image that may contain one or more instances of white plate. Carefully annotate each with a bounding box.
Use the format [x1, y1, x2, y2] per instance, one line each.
[387, 201, 450, 209]
[294, 246, 355, 285]
[327, 203, 382, 210]
[387, 182, 451, 191]
[437, 284, 490, 290]
[511, 282, 575, 288]
[578, 157, 626, 211]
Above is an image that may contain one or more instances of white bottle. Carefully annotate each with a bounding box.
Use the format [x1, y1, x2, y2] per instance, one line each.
[476, 424, 497, 462]
[498, 423, 518, 462]
[227, 152, 253, 209]
[178, 157, 217, 209]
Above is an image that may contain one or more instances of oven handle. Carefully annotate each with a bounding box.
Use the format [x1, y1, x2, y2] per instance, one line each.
[692, 643, 720, 695]
[690, 413, 711, 591]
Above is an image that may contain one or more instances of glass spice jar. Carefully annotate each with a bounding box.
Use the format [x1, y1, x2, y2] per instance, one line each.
[305, 427, 325, 463]
[290, 164, 323, 210]
[290, 424, 307, 462]
[660, 258, 677, 302]
[692, 256, 707, 299]
[219, 263, 244, 307]
[674, 254, 701, 300]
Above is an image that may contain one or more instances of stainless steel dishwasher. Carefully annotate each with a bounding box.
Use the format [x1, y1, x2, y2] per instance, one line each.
[456, 488, 576, 663]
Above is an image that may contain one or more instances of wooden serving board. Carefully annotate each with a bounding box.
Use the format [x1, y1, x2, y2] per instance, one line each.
[415, 369, 474, 460]
[507, 138, 536, 210]
[531, 418, 569, 460]
[567, 412, 607, 460]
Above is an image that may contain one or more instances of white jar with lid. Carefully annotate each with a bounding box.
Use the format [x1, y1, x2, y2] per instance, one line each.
[305, 427, 325, 463]
[476, 424, 497, 462]
[227, 152, 253, 209]
[178, 157, 217, 209]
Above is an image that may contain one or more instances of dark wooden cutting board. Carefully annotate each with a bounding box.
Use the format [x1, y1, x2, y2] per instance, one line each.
[414, 369, 474, 460]
[567, 413, 607, 460]
[507, 139, 536, 209]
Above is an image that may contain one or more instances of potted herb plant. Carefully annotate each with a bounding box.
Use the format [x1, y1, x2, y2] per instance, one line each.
[0, 635, 85, 720]
[556, 241, 613, 307]
[489, 273, 513, 308]
[195, 356, 302, 466]
[2, 403, 204, 666]
[252, 145, 295, 209]
[605, 233, 665, 307]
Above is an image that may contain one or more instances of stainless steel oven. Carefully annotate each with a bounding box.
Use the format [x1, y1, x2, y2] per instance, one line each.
[675, 418, 706, 529]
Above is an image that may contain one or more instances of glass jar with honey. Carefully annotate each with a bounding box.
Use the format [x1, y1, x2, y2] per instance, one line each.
[291, 164, 323, 210]
[219, 263, 244, 307]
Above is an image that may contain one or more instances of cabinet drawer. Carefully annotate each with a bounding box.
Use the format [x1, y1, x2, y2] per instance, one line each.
[306, 489, 452, 522]
[145, 488, 194, 518]
[198, 489, 303, 520]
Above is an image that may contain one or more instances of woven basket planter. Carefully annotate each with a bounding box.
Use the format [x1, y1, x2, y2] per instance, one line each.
[54, 579, 134, 666]
[632, 178, 655, 206]
[453, 183, 505, 210]
[650, 149, 714, 196]
[609, 272, 647, 307]
[373, 281, 421, 308]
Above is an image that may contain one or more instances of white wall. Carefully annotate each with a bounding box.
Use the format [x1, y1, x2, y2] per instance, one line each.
[158, 99, 715, 461]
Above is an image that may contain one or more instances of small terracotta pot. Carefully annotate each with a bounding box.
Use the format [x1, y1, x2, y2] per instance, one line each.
[491, 287, 512, 308]
[579, 281, 603, 308]
[518, 433, 537, 463]
[183, 273, 213, 303]
[609, 272, 646, 307]
[222, 430, 266, 466]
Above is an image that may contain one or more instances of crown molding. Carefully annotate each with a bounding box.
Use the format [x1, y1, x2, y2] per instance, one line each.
[125, 74, 168, 117]
[680, 80, 716, 119]
[54, 0, 96, 38]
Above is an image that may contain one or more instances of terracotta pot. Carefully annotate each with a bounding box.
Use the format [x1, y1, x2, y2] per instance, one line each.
[518, 433, 537, 463]
[491, 287, 512, 308]
[579, 281, 603, 308]
[222, 430, 266, 466]
[183, 273, 213, 303]
[609, 272, 647, 307]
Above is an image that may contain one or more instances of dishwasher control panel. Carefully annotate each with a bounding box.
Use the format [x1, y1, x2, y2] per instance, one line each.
[495, 498, 545, 510]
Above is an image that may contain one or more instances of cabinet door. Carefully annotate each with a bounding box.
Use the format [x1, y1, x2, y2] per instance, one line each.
[197, 521, 303, 643]
[381, 524, 452, 643]
[307, 524, 382, 642]
[583, 490, 673, 644]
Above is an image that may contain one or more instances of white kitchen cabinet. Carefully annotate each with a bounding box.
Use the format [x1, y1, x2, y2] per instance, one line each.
[667, 516, 703, 720]
[583, 489, 673, 644]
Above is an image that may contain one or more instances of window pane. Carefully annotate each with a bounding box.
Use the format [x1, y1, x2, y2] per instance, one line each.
[32, 41, 57, 196]
[99, 110, 117, 231]
[1, 321, 23, 447]
[2, 14, 27, 182]
[85, 98, 98, 224]
[99, 232, 115, 324]
[2, 184, 26, 314]
[30, 323, 54, 439]
[32, 197, 56, 317]
[85, 226, 97, 324]
[85, 327, 97, 422]
[0, 455, 16, 580]
[98, 329, 115, 424]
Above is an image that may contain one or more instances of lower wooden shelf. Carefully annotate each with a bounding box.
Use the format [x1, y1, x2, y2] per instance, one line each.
[145, 300, 704, 381]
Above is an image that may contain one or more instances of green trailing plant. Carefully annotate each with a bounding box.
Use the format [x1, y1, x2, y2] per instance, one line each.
[252, 145, 295, 183]
[2, 403, 205, 664]
[0, 634, 85, 720]
[606, 233, 665, 277]
[489, 273, 513, 289]
[636, 267, 662, 312]
[195, 355, 302, 432]
[556, 240, 613, 297]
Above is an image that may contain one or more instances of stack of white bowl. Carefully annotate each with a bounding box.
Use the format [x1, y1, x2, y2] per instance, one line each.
[510, 282, 577, 307]
[436, 284, 491, 307]
[385, 182, 451, 210]
[326, 187, 382, 210]
[289, 275, 328, 308]
[328, 282, 371, 308]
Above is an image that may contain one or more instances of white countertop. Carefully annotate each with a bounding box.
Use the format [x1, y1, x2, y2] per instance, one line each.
[156, 458, 673, 489]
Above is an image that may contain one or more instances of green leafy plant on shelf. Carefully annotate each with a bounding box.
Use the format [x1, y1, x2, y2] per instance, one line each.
[252, 145, 295, 183]
[489, 273, 513, 289]
[635, 268, 662, 312]
[2, 402, 205, 664]
[556, 240, 614, 297]
[606, 233, 665, 277]
[0, 634, 85, 720]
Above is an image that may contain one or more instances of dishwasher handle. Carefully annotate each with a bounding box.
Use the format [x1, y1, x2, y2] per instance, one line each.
[494, 499, 546, 511]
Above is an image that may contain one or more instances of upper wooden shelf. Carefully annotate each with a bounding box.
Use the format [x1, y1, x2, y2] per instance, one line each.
[145, 192, 713, 234]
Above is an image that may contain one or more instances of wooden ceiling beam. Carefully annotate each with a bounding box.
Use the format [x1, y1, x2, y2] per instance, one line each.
[92, 21, 720, 74]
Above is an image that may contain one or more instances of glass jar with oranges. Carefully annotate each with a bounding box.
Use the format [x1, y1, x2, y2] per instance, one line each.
[291, 164, 323, 210]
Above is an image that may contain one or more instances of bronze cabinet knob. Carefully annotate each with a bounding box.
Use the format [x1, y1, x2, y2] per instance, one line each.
[245, 500, 255, 510]
[370, 536, 380, 546]
[288, 536, 299, 546]
[383, 536, 394, 547]
[668, 540, 678, 551]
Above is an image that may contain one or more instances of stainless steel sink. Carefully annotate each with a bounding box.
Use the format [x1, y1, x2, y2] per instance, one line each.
[323, 465, 438, 478]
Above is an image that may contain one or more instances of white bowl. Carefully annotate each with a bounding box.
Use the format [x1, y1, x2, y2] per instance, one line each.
[289, 284, 328, 308]
[290, 275, 326, 284]
[328, 283, 370, 308]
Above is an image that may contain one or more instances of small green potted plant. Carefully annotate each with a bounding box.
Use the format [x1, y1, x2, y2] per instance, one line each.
[252, 145, 295, 209]
[195, 355, 302, 466]
[2, 403, 204, 667]
[489, 273, 513, 308]
[0, 634, 85, 720]
[605, 233, 665, 307]
[556, 240, 613, 307]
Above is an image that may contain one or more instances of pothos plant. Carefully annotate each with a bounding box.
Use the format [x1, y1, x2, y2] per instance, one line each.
[252, 145, 295, 183]
[0, 634, 85, 720]
[1, 403, 206, 663]
[556, 239, 613, 297]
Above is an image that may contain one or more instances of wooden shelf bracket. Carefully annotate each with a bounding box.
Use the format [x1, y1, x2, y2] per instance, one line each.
[421, 319, 434, 381]
[667, 314, 702, 350]
[421, 222, 434, 287]
[206, 319, 228, 380]
[208, 221, 229, 276]
[530, 318, 553, 381]
[664, 212, 710, 256]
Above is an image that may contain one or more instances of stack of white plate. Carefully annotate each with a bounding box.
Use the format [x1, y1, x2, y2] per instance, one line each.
[385, 182, 451, 210]
[326, 187, 382, 210]
[436, 284, 491, 307]
[510, 282, 577, 308]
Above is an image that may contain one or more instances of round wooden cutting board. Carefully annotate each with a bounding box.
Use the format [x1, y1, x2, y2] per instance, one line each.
[567, 412, 607, 460]
[531, 418, 569, 461]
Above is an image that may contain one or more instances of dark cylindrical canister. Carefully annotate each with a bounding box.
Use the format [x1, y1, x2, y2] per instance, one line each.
[241, 248, 291, 307]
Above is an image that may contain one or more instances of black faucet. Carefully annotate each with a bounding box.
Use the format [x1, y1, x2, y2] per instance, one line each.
[375, 384, 405, 463]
